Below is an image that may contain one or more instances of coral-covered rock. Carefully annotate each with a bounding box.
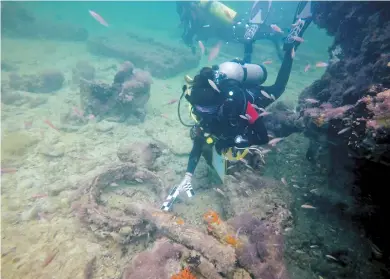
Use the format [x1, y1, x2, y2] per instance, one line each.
[122, 238, 184, 279]
[296, 1, 390, 269]
[229, 213, 289, 279]
[80, 61, 152, 122]
[86, 32, 200, 79]
[113, 61, 134, 85]
[117, 142, 162, 170]
[72, 60, 95, 84]
[9, 69, 65, 93]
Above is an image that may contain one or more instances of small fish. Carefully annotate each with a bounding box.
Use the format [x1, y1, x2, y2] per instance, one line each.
[268, 137, 283, 146]
[310, 188, 319, 194]
[24, 121, 33, 129]
[42, 249, 58, 267]
[110, 182, 119, 187]
[214, 188, 226, 197]
[270, 24, 283, 33]
[259, 111, 271, 117]
[263, 60, 273, 65]
[310, 245, 318, 248]
[1, 168, 17, 174]
[89, 10, 109, 27]
[208, 41, 222, 61]
[135, 178, 143, 183]
[198, 40, 205, 55]
[239, 115, 249, 120]
[208, 79, 220, 93]
[251, 103, 262, 111]
[301, 204, 316, 209]
[245, 113, 252, 120]
[166, 99, 178, 105]
[270, 94, 276, 101]
[202, 24, 210, 28]
[292, 36, 304, 43]
[325, 254, 338, 261]
[304, 98, 319, 104]
[291, 47, 295, 59]
[304, 64, 311, 72]
[292, 19, 303, 27]
[338, 127, 351, 135]
[44, 120, 60, 132]
[31, 193, 48, 199]
[73, 107, 84, 118]
[281, 177, 287, 186]
[260, 90, 272, 99]
[292, 184, 300, 189]
[316, 62, 328, 68]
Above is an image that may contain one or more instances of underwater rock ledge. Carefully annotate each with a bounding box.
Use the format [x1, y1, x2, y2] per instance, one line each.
[298, 1, 390, 268]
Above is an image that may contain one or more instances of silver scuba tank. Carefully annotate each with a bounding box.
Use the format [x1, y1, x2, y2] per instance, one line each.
[216, 61, 267, 85]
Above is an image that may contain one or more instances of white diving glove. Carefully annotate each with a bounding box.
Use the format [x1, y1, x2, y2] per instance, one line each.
[160, 172, 195, 211]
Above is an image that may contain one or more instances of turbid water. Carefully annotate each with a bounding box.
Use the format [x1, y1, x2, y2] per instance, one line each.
[1, 1, 386, 279]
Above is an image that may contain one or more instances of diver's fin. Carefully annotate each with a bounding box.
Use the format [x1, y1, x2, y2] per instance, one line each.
[284, 1, 313, 51]
[249, 1, 271, 24]
[295, 0, 312, 21]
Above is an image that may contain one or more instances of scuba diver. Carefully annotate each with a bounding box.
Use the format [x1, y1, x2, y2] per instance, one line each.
[176, 0, 286, 61]
[161, 1, 314, 211]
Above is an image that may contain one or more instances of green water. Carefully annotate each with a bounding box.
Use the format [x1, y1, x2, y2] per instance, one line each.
[1, 1, 381, 279]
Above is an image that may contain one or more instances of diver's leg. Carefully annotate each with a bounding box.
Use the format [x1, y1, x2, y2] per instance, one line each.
[243, 42, 253, 64]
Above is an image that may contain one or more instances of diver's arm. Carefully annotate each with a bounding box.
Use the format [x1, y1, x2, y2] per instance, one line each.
[259, 50, 293, 107]
[271, 36, 284, 61]
[246, 102, 269, 145]
[249, 117, 269, 145]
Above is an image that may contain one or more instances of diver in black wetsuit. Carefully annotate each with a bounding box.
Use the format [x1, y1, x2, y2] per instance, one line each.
[161, 1, 314, 211]
[176, 0, 286, 61]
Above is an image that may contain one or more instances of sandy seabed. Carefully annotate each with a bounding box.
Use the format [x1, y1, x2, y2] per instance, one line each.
[1, 36, 353, 279]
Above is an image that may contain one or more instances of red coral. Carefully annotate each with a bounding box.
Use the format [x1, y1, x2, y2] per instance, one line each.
[170, 267, 196, 279]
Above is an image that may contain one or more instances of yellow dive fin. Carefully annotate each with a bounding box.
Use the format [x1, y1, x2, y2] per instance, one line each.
[223, 147, 249, 161]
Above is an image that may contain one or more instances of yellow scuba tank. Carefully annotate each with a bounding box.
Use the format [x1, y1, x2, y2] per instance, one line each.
[199, 0, 237, 24]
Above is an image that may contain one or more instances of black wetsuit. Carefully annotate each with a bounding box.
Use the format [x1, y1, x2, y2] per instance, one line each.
[184, 0, 314, 174]
[186, 49, 293, 174]
[176, 1, 284, 61]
